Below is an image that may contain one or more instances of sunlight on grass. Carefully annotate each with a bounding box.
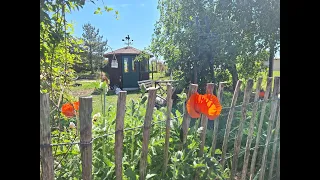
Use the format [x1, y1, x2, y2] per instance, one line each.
[150, 72, 170, 80]
[92, 93, 141, 115]
[259, 70, 280, 90]
[70, 80, 143, 115]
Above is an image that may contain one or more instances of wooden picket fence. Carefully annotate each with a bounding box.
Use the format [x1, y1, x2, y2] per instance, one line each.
[40, 77, 280, 180]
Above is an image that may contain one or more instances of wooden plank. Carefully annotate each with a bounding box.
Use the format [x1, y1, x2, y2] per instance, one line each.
[139, 82, 153, 88]
[181, 84, 198, 144]
[230, 79, 254, 180]
[259, 77, 280, 180]
[220, 80, 242, 168]
[249, 77, 273, 179]
[115, 91, 127, 180]
[79, 96, 93, 180]
[163, 83, 173, 175]
[195, 83, 215, 180]
[268, 105, 280, 180]
[140, 82, 153, 86]
[139, 88, 157, 180]
[155, 80, 175, 83]
[211, 82, 226, 156]
[138, 80, 154, 84]
[40, 93, 54, 180]
[241, 77, 263, 180]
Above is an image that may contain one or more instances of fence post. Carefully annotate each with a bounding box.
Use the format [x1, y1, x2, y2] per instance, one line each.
[163, 84, 173, 175]
[268, 105, 280, 180]
[139, 88, 157, 180]
[181, 84, 198, 144]
[211, 82, 226, 156]
[79, 96, 93, 180]
[240, 77, 263, 180]
[220, 80, 242, 168]
[276, 143, 280, 179]
[40, 93, 54, 180]
[199, 83, 215, 156]
[115, 91, 127, 180]
[249, 77, 273, 179]
[194, 83, 215, 180]
[259, 77, 280, 180]
[230, 79, 253, 179]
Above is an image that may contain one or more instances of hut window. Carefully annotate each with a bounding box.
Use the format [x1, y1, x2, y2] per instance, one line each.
[132, 60, 136, 72]
[141, 60, 148, 72]
[124, 58, 129, 72]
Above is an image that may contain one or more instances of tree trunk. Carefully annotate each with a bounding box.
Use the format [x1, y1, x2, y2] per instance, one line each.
[268, 42, 275, 77]
[89, 46, 94, 74]
[229, 64, 239, 91]
[193, 66, 198, 84]
[210, 60, 216, 95]
[209, 53, 215, 84]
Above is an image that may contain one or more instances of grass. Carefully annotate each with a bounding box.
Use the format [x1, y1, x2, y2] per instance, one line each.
[69, 80, 143, 115]
[91, 92, 141, 115]
[260, 70, 280, 90]
[150, 72, 170, 80]
[70, 72, 170, 115]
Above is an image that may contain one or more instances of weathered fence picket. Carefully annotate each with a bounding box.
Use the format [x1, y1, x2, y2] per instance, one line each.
[40, 93, 54, 180]
[221, 80, 242, 168]
[115, 91, 127, 180]
[79, 96, 93, 180]
[139, 88, 157, 180]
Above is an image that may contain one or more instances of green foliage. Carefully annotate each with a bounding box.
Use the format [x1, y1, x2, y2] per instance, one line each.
[48, 88, 279, 179]
[40, 0, 118, 140]
[149, 0, 279, 91]
[40, 16, 83, 105]
[40, 1, 118, 177]
[80, 23, 108, 74]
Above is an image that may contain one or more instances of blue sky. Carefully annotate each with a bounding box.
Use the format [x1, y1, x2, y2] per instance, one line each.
[66, 0, 279, 58]
[66, 0, 158, 54]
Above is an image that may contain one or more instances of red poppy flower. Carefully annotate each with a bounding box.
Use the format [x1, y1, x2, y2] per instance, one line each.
[187, 92, 222, 120]
[73, 101, 79, 111]
[186, 93, 201, 119]
[61, 103, 75, 118]
[259, 90, 265, 99]
[202, 94, 222, 120]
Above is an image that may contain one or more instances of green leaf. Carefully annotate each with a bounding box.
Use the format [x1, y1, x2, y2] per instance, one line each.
[94, 7, 102, 14]
[104, 6, 113, 12]
[124, 168, 137, 179]
[147, 154, 151, 164]
[141, 95, 147, 104]
[215, 149, 222, 155]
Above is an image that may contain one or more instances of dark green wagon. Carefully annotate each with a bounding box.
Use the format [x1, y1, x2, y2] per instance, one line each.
[103, 46, 151, 91]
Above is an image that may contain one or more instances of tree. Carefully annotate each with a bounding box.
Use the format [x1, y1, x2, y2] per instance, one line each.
[81, 23, 108, 74]
[150, 0, 278, 91]
[257, 0, 280, 77]
[40, 0, 117, 118]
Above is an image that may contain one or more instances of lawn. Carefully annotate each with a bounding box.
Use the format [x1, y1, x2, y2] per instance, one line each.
[70, 72, 170, 115]
[69, 80, 142, 115]
[150, 72, 170, 80]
